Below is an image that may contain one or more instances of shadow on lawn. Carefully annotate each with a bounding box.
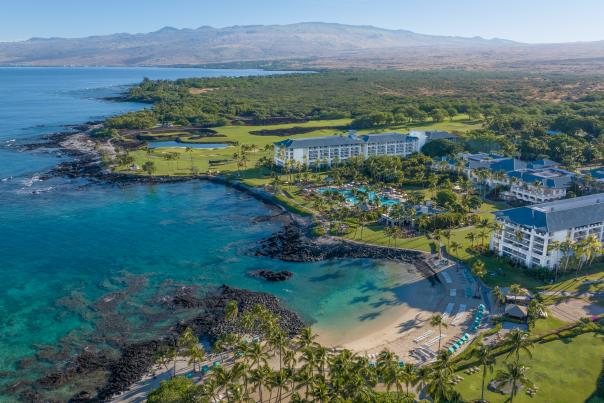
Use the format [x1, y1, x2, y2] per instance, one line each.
[587, 357, 604, 402]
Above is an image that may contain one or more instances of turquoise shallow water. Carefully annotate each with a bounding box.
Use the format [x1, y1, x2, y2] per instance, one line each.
[0, 68, 420, 398]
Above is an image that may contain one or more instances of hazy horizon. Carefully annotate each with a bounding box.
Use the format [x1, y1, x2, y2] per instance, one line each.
[2, 0, 604, 44]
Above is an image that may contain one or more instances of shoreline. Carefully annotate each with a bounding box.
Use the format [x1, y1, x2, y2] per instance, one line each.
[15, 129, 451, 401]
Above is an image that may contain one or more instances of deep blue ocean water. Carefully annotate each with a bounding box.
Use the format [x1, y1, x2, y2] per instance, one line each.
[0, 68, 415, 399]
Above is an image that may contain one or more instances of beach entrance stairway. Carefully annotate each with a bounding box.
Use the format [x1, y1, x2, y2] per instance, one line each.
[451, 304, 467, 325]
[441, 302, 455, 322]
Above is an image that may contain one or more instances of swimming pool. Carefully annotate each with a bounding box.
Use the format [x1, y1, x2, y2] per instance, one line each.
[317, 186, 400, 206]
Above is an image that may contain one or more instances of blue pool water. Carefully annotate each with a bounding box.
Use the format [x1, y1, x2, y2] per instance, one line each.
[317, 186, 400, 206]
[0, 68, 421, 399]
[147, 141, 229, 149]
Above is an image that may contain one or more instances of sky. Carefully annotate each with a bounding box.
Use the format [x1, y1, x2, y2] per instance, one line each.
[2, 0, 604, 43]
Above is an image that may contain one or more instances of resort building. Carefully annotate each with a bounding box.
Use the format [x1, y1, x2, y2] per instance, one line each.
[436, 153, 573, 203]
[274, 132, 419, 167]
[503, 167, 574, 203]
[490, 193, 604, 268]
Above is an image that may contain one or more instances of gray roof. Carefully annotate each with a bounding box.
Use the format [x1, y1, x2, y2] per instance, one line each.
[275, 135, 362, 148]
[362, 132, 416, 143]
[495, 193, 604, 232]
[505, 304, 528, 318]
[275, 132, 414, 149]
[426, 131, 458, 141]
[507, 168, 574, 189]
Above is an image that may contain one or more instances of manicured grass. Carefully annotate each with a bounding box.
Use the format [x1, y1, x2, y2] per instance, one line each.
[342, 199, 501, 259]
[454, 332, 604, 403]
[115, 117, 481, 177]
[531, 316, 569, 336]
[538, 265, 604, 294]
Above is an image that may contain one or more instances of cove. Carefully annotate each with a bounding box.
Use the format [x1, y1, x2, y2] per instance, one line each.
[0, 67, 427, 400]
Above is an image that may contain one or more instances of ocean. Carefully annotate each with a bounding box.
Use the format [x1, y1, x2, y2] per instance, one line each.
[0, 67, 417, 400]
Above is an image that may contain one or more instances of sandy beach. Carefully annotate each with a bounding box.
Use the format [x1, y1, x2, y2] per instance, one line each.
[315, 262, 486, 364]
[111, 261, 488, 402]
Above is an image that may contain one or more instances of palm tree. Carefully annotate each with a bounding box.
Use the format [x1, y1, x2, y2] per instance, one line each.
[547, 240, 562, 281]
[495, 362, 532, 403]
[269, 329, 288, 372]
[188, 344, 205, 373]
[399, 363, 418, 394]
[478, 229, 488, 247]
[450, 240, 461, 258]
[377, 349, 398, 393]
[504, 329, 533, 364]
[465, 231, 476, 248]
[250, 365, 271, 403]
[310, 377, 329, 402]
[493, 285, 505, 306]
[295, 366, 315, 401]
[298, 327, 318, 350]
[433, 229, 443, 258]
[225, 300, 239, 323]
[246, 340, 269, 370]
[471, 260, 487, 298]
[443, 229, 452, 251]
[430, 314, 448, 351]
[185, 146, 194, 171]
[474, 343, 495, 402]
[271, 369, 290, 402]
[425, 368, 455, 403]
[527, 297, 546, 329]
[585, 234, 601, 266]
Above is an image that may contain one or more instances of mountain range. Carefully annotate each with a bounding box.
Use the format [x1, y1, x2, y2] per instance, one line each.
[1, 22, 604, 72]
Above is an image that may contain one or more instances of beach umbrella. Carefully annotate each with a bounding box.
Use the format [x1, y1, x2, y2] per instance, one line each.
[448, 347, 455, 353]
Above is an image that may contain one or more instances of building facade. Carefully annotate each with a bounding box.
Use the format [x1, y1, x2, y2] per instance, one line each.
[503, 168, 574, 203]
[490, 193, 604, 268]
[274, 132, 419, 167]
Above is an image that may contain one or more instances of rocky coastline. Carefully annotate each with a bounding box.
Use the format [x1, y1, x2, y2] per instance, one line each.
[256, 223, 439, 282]
[15, 125, 438, 401]
[23, 285, 305, 402]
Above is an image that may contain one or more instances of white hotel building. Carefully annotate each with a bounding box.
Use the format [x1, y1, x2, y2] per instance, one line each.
[274, 132, 419, 167]
[490, 193, 604, 269]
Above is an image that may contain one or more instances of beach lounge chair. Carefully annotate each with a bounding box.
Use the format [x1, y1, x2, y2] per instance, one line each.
[413, 330, 433, 343]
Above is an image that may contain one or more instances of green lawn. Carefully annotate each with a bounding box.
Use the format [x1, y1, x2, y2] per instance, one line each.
[455, 332, 604, 403]
[342, 199, 502, 259]
[538, 265, 604, 294]
[115, 116, 481, 177]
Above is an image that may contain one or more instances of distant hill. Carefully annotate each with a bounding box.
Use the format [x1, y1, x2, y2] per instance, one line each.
[1, 22, 604, 73]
